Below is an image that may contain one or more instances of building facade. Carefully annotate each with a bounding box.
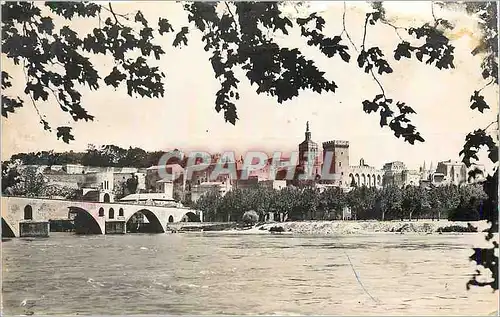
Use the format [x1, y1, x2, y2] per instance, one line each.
[436, 160, 467, 186]
[349, 158, 383, 188]
[382, 161, 407, 187]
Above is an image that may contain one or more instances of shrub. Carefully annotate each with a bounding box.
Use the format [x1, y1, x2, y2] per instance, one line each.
[242, 210, 259, 225]
[269, 226, 285, 233]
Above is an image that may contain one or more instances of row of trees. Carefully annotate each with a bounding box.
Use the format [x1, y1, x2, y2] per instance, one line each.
[8, 144, 181, 168]
[194, 184, 488, 223]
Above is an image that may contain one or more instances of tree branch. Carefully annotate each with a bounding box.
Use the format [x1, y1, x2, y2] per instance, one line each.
[361, 14, 368, 51]
[431, 1, 438, 25]
[370, 69, 386, 97]
[340, 2, 359, 52]
[108, 2, 120, 24]
[224, 1, 238, 30]
[22, 60, 50, 132]
[46, 85, 66, 112]
[105, 2, 129, 26]
[478, 78, 495, 93]
[484, 119, 498, 132]
[380, 20, 406, 41]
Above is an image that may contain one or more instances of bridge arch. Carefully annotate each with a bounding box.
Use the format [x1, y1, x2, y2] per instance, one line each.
[24, 205, 33, 220]
[181, 211, 201, 222]
[70, 207, 103, 235]
[2, 218, 15, 238]
[126, 209, 165, 233]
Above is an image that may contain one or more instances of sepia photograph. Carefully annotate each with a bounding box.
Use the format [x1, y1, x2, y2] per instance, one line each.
[1, 1, 499, 316]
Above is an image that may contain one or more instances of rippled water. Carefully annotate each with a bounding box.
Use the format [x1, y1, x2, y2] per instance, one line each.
[2, 232, 498, 315]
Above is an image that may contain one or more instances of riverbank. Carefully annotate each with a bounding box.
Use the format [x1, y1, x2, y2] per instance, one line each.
[172, 220, 490, 235]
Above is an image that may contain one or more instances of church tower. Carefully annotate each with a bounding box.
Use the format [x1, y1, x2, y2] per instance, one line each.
[298, 121, 319, 177]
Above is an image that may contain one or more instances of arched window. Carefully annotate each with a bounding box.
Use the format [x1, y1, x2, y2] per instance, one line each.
[98, 207, 104, 217]
[168, 215, 174, 223]
[24, 205, 33, 220]
[109, 208, 114, 219]
[103, 193, 110, 203]
[119, 208, 124, 217]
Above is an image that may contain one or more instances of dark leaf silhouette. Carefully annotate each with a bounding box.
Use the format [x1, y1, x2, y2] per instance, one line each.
[173, 26, 189, 47]
[56, 126, 75, 143]
[158, 17, 174, 35]
[2, 95, 24, 117]
[470, 90, 490, 113]
[363, 95, 423, 144]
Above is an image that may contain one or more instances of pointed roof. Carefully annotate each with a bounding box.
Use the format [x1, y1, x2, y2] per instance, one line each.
[299, 121, 317, 148]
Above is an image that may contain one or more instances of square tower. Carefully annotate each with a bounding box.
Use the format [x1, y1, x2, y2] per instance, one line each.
[322, 140, 350, 186]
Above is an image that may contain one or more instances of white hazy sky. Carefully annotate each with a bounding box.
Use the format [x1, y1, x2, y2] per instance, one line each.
[1, 1, 498, 171]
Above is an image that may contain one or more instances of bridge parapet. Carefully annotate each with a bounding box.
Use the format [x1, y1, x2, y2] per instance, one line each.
[1, 196, 202, 237]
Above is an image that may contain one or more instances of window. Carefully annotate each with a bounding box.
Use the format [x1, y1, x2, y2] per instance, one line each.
[119, 208, 124, 217]
[341, 152, 343, 155]
[339, 162, 342, 167]
[341, 172, 344, 176]
[99, 207, 104, 217]
[109, 208, 114, 219]
[24, 205, 33, 220]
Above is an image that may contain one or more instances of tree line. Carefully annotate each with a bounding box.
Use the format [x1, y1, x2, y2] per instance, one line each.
[7, 144, 182, 168]
[194, 183, 488, 223]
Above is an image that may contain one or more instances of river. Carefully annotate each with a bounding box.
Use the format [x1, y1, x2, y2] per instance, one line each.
[1, 232, 498, 315]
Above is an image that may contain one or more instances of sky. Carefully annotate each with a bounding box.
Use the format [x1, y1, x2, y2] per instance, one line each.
[1, 1, 498, 172]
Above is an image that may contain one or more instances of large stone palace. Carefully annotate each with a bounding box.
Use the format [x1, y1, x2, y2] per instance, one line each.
[295, 121, 485, 190]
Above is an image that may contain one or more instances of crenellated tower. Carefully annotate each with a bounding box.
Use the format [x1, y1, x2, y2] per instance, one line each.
[322, 140, 350, 186]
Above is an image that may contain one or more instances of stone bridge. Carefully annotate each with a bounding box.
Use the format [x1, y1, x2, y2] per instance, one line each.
[1, 196, 202, 237]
